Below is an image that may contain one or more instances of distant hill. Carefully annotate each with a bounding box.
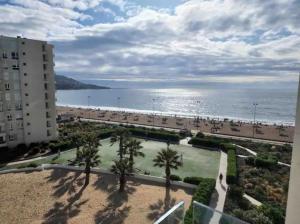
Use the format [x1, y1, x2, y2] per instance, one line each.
[55, 75, 110, 90]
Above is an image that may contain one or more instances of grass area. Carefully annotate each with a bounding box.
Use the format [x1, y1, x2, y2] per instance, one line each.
[5, 138, 220, 179]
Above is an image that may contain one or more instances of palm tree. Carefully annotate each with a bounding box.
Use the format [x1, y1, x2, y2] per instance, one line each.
[111, 158, 132, 192]
[71, 131, 84, 155]
[74, 133, 101, 186]
[110, 128, 130, 159]
[153, 145, 182, 187]
[126, 139, 144, 172]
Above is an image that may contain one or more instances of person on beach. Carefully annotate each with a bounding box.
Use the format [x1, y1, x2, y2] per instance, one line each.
[219, 173, 223, 182]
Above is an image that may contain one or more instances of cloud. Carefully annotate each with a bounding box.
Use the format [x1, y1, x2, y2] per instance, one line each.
[0, 0, 299, 84]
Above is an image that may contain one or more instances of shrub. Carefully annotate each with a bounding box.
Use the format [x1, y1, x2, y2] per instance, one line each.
[18, 162, 38, 169]
[97, 129, 114, 139]
[188, 137, 221, 149]
[127, 127, 180, 143]
[184, 178, 216, 224]
[170, 174, 182, 181]
[220, 143, 236, 152]
[255, 156, 278, 168]
[183, 176, 204, 185]
[245, 156, 255, 165]
[227, 149, 237, 184]
[196, 132, 205, 138]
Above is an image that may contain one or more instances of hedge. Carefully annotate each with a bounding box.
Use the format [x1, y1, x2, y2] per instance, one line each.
[183, 176, 204, 185]
[170, 174, 182, 181]
[127, 127, 180, 143]
[188, 137, 221, 148]
[226, 149, 237, 184]
[184, 178, 216, 224]
[97, 129, 115, 139]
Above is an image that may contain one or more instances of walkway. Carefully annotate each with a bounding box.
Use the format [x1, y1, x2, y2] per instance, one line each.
[209, 151, 228, 224]
[243, 194, 262, 207]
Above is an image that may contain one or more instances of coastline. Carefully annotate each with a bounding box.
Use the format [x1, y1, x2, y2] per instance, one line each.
[57, 105, 295, 143]
[56, 103, 295, 126]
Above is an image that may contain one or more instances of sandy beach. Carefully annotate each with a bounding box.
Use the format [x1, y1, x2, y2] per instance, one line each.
[57, 106, 294, 143]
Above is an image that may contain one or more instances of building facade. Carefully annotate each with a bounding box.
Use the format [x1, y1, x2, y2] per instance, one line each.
[286, 77, 300, 224]
[0, 36, 57, 148]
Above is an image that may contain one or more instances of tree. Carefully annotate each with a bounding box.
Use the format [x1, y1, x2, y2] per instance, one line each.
[74, 133, 101, 186]
[111, 158, 132, 192]
[126, 139, 144, 172]
[153, 144, 182, 187]
[70, 131, 84, 155]
[110, 128, 130, 159]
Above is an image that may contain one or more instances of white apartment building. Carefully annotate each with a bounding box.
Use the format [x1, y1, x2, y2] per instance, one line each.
[0, 36, 57, 148]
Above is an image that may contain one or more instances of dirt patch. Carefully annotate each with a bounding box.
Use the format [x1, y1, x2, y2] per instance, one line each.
[0, 169, 192, 224]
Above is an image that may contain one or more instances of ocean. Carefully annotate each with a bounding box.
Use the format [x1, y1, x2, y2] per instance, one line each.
[56, 80, 298, 125]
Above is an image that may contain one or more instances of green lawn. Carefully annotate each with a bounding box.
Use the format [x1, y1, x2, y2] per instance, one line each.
[6, 138, 221, 179]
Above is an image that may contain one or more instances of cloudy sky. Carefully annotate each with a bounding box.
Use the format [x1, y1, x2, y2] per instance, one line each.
[1, 0, 300, 84]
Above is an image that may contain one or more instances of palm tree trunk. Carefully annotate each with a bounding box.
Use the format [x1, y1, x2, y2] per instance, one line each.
[85, 162, 90, 186]
[165, 166, 171, 188]
[129, 152, 134, 172]
[119, 173, 126, 192]
[119, 136, 123, 159]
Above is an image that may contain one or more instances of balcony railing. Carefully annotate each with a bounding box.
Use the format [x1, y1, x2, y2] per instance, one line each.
[154, 201, 249, 224]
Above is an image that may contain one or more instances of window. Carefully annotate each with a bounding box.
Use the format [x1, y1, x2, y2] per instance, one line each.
[2, 52, 7, 59]
[42, 44, 46, 51]
[0, 136, 5, 143]
[44, 74, 47, 80]
[22, 52, 26, 55]
[45, 92, 48, 100]
[23, 62, 26, 66]
[47, 121, 51, 127]
[45, 102, 49, 109]
[46, 111, 50, 118]
[0, 103, 3, 112]
[22, 41, 25, 45]
[24, 73, 27, 76]
[47, 130, 51, 137]
[24, 83, 28, 87]
[15, 102, 22, 110]
[27, 122, 30, 126]
[25, 93, 29, 97]
[7, 114, 12, 121]
[27, 132, 31, 136]
[44, 83, 48, 90]
[9, 123, 13, 131]
[26, 103, 29, 107]
[12, 65, 19, 70]
[43, 54, 47, 61]
[11, 52, 19, 59]
[43, 64, 47, 70]
[8, 135, 14, 141]
[26, 113, 30, 116]
[5, 83, 10, 90]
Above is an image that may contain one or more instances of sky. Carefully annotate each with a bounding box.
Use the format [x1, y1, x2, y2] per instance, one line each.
[0, 0, 300, 85]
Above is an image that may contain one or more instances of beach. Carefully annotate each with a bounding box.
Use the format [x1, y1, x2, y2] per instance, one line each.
[57, 106, 294, 143]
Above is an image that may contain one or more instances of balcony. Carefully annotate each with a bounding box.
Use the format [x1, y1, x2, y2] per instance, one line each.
[155, 201, 248, 224]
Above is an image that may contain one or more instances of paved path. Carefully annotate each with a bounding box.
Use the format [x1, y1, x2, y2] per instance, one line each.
[234, 144, 257, 156]
[243, 194, 262, 207]
[209, 151, 228, 224]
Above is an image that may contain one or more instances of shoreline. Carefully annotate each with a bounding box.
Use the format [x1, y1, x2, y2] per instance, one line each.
[56, 103, 295, 126]
[57, 105, 294, 143]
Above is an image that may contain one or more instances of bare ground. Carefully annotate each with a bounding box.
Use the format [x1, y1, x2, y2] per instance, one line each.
[0, 169, 192, 224]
